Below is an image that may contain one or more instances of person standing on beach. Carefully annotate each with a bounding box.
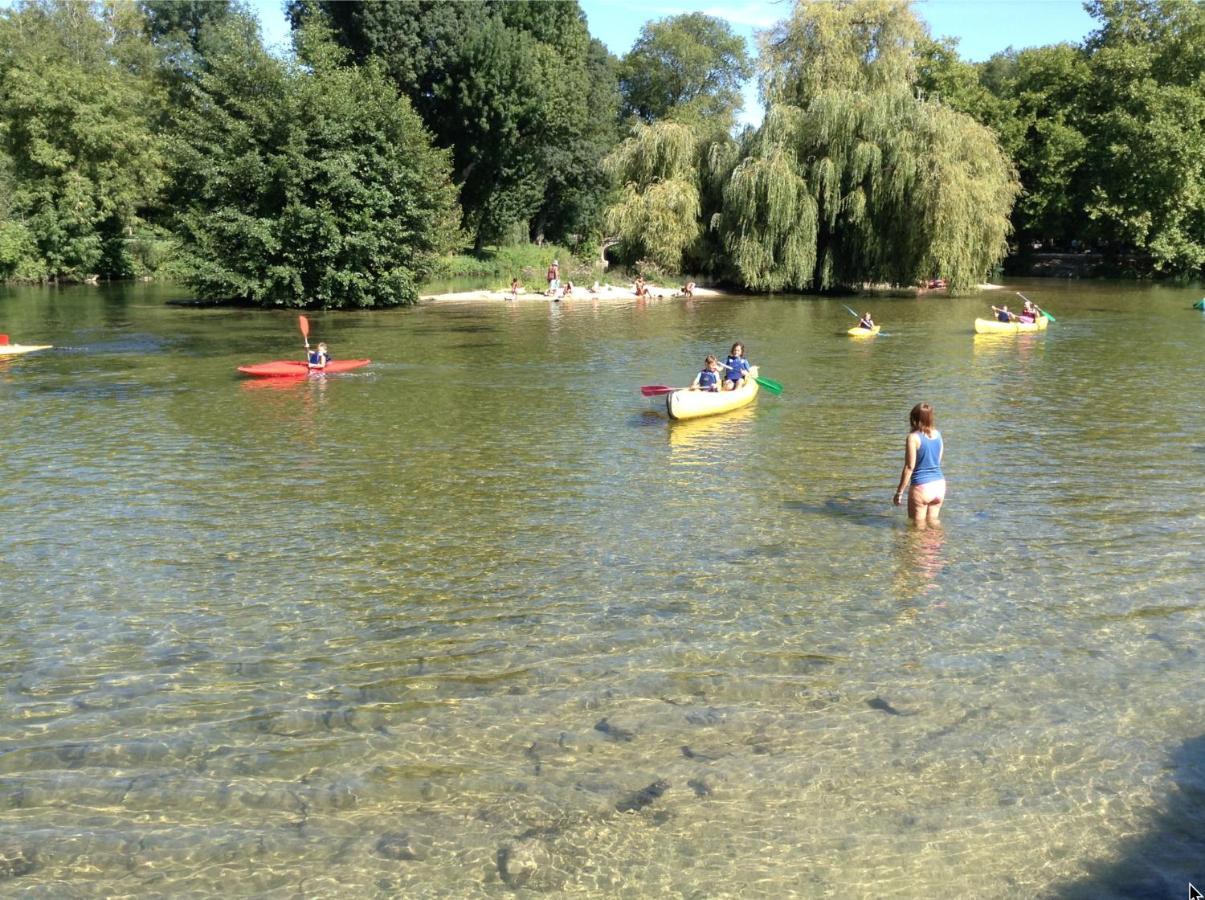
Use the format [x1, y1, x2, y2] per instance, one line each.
[893, 402, 945, 528]
[547, 259, 559, 295]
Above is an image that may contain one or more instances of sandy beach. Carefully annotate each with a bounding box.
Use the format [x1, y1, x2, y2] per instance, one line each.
[419, 282, 1004, 303]
[418, 283, 725, 303]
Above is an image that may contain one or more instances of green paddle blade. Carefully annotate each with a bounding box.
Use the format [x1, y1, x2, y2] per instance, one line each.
[755, 375, 783, 395]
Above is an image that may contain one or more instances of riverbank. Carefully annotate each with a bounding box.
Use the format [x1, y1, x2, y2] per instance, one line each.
[419, 283, 724, 303]
[418, 283, 1002, 303]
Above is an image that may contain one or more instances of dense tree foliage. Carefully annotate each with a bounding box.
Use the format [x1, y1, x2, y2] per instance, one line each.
[926, 0, 1202, 277]
[1077, 0, 1204, 274]
[0, 0, 166, 280]
[606, 1, 1020, 290]
[603, 121, 704, 270]
[618, 14, 752, 127]
[0, 0, 1197, 292]
[290, 0, 617, 252]
[169, 21, 459, 307]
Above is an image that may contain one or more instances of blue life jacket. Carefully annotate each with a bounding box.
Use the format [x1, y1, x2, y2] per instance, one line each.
[724, 355, 749, 381]
[697, 369, 719, 391]
[997, 310, 1011, 322]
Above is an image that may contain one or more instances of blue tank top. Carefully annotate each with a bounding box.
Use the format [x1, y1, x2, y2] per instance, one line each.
[911, 431, 944, 486]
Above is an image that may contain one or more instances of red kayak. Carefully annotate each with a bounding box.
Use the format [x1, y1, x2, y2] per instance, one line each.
[237, 359, 371, 377]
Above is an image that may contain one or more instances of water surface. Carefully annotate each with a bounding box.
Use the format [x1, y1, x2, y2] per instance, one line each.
[1, 279, 1202, 896]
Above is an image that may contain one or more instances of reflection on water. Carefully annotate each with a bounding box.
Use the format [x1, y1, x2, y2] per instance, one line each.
[891, 525, 947, 604]
[0, 279, 1202, 895]
[668, 404, 757, 451]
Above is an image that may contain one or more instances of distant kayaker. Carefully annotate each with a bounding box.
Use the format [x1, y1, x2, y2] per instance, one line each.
[722, 341, 751, 391]
[307, 342, 330, 370]
[893, 402, 945, 529]
[690, 355, 721, 392]
[992, 305, 1016, 323]
[858, 311, 875, 330]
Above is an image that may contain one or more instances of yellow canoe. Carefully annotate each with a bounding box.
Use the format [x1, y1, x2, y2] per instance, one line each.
[667, 365, 759, 421]
[0, 343, 53, 357]
[974, 316, 1049, 334]
[847, 325, 881, 337]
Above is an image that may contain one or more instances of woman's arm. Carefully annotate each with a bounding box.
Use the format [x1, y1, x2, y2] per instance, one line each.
[894, 434, 917, 505]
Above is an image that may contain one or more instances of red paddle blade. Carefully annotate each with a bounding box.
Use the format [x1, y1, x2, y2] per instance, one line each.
[641, 385, 677, 396]
[0, 334, 8, 346]
[298, 315, 310, 338]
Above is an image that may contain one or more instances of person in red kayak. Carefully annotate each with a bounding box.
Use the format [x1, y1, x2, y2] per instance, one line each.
[307, 342, 330, 370]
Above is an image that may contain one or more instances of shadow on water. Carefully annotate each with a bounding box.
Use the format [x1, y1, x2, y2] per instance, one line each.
[782, 493, 897, 528]
[1055, 733, 1205, 899]
[631, 410, 667, 428]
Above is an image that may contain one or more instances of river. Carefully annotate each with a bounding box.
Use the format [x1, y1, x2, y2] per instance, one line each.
[1, 279, 1201, 896]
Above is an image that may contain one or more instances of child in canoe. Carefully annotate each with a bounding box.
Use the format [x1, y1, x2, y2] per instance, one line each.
[722, 341, 751, 390]
[307, 342, 330, 370]
[690, 355, 721, 392]
[858, 312, 875, 330]
[991, 305, 1017, 323]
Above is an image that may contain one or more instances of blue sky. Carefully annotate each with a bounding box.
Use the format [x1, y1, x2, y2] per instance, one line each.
[250, 0, 1098, 124]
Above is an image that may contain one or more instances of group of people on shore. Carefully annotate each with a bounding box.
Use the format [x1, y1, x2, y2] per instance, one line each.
[690, 342, 751, 392]
[635, 276, 695, 299]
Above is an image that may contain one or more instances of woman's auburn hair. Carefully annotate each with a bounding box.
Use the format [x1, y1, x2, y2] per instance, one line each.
[910, 402, 935, 433]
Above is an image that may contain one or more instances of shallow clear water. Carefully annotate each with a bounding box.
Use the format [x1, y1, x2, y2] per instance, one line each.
[0, 280, 1202, 897]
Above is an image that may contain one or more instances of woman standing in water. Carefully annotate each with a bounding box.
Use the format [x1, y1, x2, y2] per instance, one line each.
[893, 402, 945, 528]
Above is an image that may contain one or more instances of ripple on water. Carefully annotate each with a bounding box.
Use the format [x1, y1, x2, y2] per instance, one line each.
[0, 284, 1202, 894]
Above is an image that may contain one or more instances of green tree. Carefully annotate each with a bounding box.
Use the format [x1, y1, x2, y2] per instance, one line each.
[915, 36, 1019, 151]
[982, 45, 1092, 246]
[531, 37, 621, 250]
[169, 20, 459, 308]
[1079, 0, 1204, 274]
[290, 0, 618, 252]
[722, 0, 1018, 291]
[618, 13, 752, 126]
[602, 121, 703, 270]
[0, 0, 166, 280]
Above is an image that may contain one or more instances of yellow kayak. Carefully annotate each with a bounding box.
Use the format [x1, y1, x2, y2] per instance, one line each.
[847, 325, 881, 337]
[667, 365, 759, 421]
[0, 343, 53, 356]
[974, 315, 1049, 334]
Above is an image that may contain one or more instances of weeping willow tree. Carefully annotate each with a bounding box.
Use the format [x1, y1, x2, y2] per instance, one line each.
[602, 121, 702, 271]
[721, 0, 1018, 291]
